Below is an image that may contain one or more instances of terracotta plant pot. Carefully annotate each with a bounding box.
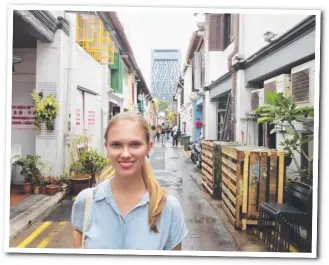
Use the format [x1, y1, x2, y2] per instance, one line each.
[34, 186, 40, 194]
[69, 174, 91, 195]
[18, 183, 32, 194]
[46, 184, 58, 196]
[39, 186, 47, 194]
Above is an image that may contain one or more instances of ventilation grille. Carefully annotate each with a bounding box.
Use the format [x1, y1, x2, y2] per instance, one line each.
[264, 81, 276, 103]
[37, 82, 57, 139]
[292, 69, 310, 102]
[251, 92, 260, 111]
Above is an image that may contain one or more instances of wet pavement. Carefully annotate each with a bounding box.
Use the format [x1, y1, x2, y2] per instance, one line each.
[151, 141, 239, 251]
[10, 140, 239, 251]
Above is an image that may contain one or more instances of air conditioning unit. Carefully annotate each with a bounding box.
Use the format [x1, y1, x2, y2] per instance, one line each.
[291, 60, 315, 106]
[264, 74, 291, 103]
[250, 88, 264, 111]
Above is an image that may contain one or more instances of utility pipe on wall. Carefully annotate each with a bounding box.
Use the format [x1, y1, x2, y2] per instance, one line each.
[227, 14, 240, 141]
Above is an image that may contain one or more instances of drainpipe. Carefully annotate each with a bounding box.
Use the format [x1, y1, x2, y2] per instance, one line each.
[63, 11, 73, 174]
[227, 14, 239, 141]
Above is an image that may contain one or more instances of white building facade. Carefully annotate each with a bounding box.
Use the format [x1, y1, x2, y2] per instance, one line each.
[11, 10, 152, 182]
[179, 12, 318, 179]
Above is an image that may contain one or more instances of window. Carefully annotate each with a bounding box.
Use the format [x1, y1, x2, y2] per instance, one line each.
[208, 13, 235, 51]
[208, 14, 223, 51]
[224, 14, 234, 49]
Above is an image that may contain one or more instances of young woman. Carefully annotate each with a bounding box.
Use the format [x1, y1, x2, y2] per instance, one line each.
[71, 112, 188, 250]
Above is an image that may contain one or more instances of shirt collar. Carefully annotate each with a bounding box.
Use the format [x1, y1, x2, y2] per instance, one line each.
[94, 177, 150, 204]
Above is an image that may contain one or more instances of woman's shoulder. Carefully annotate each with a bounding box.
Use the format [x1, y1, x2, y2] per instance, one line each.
[164, 195, 183, 213]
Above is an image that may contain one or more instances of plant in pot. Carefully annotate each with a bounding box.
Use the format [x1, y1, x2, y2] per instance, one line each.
[31, 89, 59, 133]
[70, 134, 92, 161]
[14, 155, 44, 194]
[39, 176, 49, 194]
[69, 159, 91, 195]
[46, 176, 60, 196]
[255, 91, 314, 185]
[82, 149, 108, 187]
[33, 175, 42, 194]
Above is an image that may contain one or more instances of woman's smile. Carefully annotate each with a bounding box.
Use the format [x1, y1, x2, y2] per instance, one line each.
[119, 161, 135, 169]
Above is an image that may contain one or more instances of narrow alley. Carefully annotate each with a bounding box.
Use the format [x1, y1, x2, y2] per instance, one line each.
[10, 141, 239, 251]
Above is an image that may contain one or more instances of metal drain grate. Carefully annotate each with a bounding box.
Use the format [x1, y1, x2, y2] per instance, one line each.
[43, 199, 74, 222]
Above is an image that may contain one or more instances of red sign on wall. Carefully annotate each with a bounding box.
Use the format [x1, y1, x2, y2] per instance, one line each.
[76, 109, 81, 126]
[12, 105, 35, 128]
[88, 110, 95, 125]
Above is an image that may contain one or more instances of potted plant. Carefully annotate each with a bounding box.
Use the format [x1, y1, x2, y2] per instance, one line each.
[14, 155, 44, 194]
[255, 91, 314, 185]
[69, 159, 92, 195]
[31, 89, 59, 133]
[33, 175, 41, 194]
[82, 149, 108, 187]
[46, 176, 60, 196]
[39, 176, 49, 194]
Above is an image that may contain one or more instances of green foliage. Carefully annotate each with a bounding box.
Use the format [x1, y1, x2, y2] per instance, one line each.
[80, 148, 108, 175]
[14, 155, 45, 186]
[255, 91, 314, 184]
[70, 135, 92, 162]
[157, 100, 169, 113]
[166, 107, 177, 125]
[255, 92, 314, 125]
[31, 89, 59, 133]
[69, 135, 107, 180]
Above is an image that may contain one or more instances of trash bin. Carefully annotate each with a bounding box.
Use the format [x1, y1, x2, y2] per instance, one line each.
[182, 135, 191, 151]
[179, 133, 186, 146]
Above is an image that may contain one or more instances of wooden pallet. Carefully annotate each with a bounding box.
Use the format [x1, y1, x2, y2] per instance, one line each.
[201, 140, 215, 195]
[221, 145, 285, 230]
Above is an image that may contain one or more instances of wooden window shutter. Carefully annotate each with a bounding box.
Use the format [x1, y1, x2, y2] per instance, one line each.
[208, 14, 224, 51]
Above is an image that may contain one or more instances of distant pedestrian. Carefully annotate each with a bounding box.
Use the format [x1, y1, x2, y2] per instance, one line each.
[161, 123, 166, 146]
[156, 126, 161, 142]
[166, 126, 171, 141]
[171, 125, 180, 148]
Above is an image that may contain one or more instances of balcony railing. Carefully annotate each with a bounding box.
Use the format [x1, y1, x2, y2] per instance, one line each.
[76, 14, 115, 65]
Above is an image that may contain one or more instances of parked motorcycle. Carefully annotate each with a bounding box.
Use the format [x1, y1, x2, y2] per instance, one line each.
[187, 139, 202, 169]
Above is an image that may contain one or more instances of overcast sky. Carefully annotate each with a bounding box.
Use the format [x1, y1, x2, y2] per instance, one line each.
[118, 11, 197, 90]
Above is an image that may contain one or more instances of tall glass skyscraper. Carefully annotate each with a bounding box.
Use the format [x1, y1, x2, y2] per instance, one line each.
[151, 49, 181, 104]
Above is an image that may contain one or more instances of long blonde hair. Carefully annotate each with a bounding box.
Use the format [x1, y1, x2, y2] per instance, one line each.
[98, 112, 167, 233]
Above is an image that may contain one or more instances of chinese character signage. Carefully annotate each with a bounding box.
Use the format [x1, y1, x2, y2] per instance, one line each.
[76, 109, 81, 126]
[88, 110, 95, 125]
[12, 105, 36, 128]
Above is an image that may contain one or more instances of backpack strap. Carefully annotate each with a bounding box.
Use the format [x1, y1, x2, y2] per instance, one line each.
[82, 188, 93, 249]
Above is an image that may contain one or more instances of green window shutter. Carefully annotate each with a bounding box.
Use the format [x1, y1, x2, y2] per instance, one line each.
[118, 59, 124, 94]
[109, 53, 119, 70]
[111, 69, 119, 93]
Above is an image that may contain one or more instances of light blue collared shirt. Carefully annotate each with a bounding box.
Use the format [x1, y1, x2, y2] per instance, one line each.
[71, 178, 188, 250]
